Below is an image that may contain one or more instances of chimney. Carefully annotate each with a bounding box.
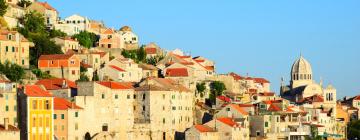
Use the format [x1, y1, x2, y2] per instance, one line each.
[4, 118, 9, 130]
[62, 79, 67, 88]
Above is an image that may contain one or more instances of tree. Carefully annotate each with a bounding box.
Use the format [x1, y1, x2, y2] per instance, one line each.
[77, 73, 89, 82]
[18, 12, 63, 66]
[17, 0, 32, 8]
[72, 31, 98, 48]
[29, 34, 63, 66]
[348, 120, 360, 139]
[146, 55, 164, 66]
[0, 62, 25, 82]
[137, 46, 147, 63]
[196, 82, 206, 98]
[0, 0, 7, 16]
[49, 29, 67, 38]
[209, 81, 226, 103]
[18, 12, 46, 37]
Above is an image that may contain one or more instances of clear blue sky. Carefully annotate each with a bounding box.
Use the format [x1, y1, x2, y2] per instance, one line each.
[47, 0, 360, 98]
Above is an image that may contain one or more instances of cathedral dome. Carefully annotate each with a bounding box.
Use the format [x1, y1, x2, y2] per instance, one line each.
[291, 55, 312, 75]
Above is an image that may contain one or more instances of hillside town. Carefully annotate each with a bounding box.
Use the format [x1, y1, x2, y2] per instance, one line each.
[0, 0, 359, 140]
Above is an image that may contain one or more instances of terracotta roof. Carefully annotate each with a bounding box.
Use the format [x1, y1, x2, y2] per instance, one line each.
[109, 65, 126, 72]
[0, 124, 19, 131]
[248, 88, 257, 93]
[194, 125, 215, 133]
[229, 104, 249, 115]
[37, 2, 57, 11]
[97, 81, 133, 89]
[91, 52, 107, 58]
[238, 104, 255, 107]
[354, 96, 360, 101]
[217, 95, 231, 103]
[165, 68, 189, 77]
[253, 78, 270, 83]
[24, 85, 53, 97]
[145, 48, 157, 54]
[38, 54, 74, 60]
[81, 62, 92, 68]
[54, 98, 82, 110]
[268, 104, 282, 111]
[263, 100, 282, 105]
[229, 72, 244, 81]
[217, 117, 238, 127]
[194, 59, 205, 63]
[205, 66, 214, 71]
[102, 28, 114, 34]
[297, 94, 324, 103]
[259, 92, 275, 96]
[36, 78, 77, 90]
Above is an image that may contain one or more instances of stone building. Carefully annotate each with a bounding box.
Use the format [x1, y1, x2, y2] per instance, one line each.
[0, 29, 34, 69]
[0, 75, 18, 126]
[38, 54, 81, 81]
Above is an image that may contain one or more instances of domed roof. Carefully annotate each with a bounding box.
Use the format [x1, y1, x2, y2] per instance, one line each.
[119, 26, 132, 32]
[291, 55, 312, 74]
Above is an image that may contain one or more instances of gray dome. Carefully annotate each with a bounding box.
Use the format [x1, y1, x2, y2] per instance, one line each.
[291, 55, 312, 75]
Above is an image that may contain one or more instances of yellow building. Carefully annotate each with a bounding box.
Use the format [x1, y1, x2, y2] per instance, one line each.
[0, 74, 18, 126]
[19, 85, 54, 140]
[0, 29, 34, 69]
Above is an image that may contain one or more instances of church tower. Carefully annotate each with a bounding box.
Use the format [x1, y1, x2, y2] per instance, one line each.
[290, 55, 313, 88]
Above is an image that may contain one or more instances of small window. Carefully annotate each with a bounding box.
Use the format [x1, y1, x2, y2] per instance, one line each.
[5, 105, 9, 111]
[75, 112, 79, 117]
[133, 95, 137, 99]
[265, 122, 268, 127]
[127, 95, 130, 99]
[45, 100, 50, 109]
[71, 60, 75, 64]
[61, 114, 65, 119]
[12, 47, 15, 52]
[102, 94, 105, 99]
[115, 95, 118, 99]
[54, 114, 57, 119]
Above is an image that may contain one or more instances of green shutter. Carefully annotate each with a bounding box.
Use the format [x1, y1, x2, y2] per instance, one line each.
[5, 106, 9, 111]
[75, 112, 78, 117]
[53, 114, 57, 119]
[61, 114, 65, 119]
[265, 122, 268, 127]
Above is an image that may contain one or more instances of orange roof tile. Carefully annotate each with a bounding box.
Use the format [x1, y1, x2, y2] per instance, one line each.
[145, 48, 157, 54]
[38, 54, 74, 60]
[165, 68, 189, 77]
[36, 78, 76, 90]
[229, 104, 249, 115]
[253, 78, 270, 83]
[24, 85, 53, 97]
[354, 95, 360, 101]
[217, 117, 238, 127]
[97, 81, 133, 89]
[37, 2, 57, 11]
[54, 97, 82, 110]
[109, 65, 126, 72]
[268, 104, 281, 111]
[259, 92, 275, 96]
[102, 28, 114, 34]
[194, 125, 215, 133]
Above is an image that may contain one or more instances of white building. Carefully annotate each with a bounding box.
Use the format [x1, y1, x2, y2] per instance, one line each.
[54, 14, 90, 35]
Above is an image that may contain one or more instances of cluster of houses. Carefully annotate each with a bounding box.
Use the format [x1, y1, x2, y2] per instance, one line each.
[0, 0, 359, 140]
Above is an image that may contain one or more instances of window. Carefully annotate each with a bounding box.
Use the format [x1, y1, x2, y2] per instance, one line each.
[172, 106, 176, 110]
[5, 105, 9, 111]
[61, 125, 65, 131]
[226, 108, 230, 111]
[72, 70, 76, 75]
[127, 95, 130, 99]
[260, 104, 266, 109]
[61, 114, 65, 119]
[133, 95, 137, 99]
[45, 100, 50, 110]
[51, 61, 54, 64]
[265, 122, 268, 127]
[163, 94, 165, 99]
[115, 95, 118, 99]
[71, 60, 75, 64]
[22, 59, 25, 65]
[6, 46, 8, 52]
[142, 94, 146, 100]
[95, 58, 98, 63]
[102, 94, 105, 99]
[53, 114, 57, 119]
[143, 106, 145, 111]
[172, 95, 175, 100]
[32, 100, 37, 109]
[75, 123, 78, 130]
[163, 118, 165, 124]
[12, 47, 15, 52]
[75, 112, 79, 117]
[46, 117, 49, 127]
